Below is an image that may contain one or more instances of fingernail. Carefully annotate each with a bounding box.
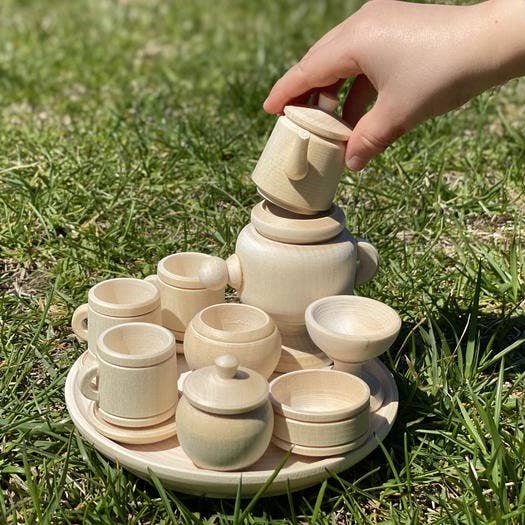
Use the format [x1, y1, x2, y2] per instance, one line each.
[346, 155, 366, 171]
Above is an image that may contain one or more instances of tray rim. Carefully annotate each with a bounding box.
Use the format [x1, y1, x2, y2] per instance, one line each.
[65, 354, 398, 497]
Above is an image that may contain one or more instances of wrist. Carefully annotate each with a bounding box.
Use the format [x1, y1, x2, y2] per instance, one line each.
[477, 0, 525, 84]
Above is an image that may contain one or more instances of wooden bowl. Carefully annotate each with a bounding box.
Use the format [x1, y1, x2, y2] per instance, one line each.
[269, 369, 370, 423]
[273, 409, 369, 447]
[305, 296, 401, 364]
[184, 304, 281, 378]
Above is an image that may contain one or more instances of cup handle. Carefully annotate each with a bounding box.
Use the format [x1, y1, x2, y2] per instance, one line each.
[78, 362, 99, 401]
[144, 274, 160, 290]
[355, 239, 379, 286]
[71, 303, 89, 341]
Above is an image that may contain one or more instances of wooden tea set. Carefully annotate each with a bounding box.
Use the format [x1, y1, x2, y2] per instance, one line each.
[65, 92, 401, 497]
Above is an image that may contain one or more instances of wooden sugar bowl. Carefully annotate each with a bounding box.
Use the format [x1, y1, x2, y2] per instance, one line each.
[176, 355, 274, 471]
[184, 303, 281, 379]
[198, 201, 379, 371]
[251, 92, 352, 215]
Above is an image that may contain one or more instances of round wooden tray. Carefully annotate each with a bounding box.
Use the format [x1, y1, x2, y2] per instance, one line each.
[65, 354, 398, 498]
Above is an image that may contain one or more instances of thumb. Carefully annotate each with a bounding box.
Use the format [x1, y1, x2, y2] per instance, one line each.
[345, 98, 407, 171]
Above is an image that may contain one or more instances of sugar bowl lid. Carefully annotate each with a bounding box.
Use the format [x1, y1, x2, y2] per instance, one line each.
[284, 94, 352, 142]
[182, 355, 269, 415]
[251, 200, 346, 244]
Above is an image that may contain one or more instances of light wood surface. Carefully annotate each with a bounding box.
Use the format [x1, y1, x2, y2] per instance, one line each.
[270, 369, 370, 422]
[184, 305, 281, 378]
[191, 303, 275, 343]
[272, 410, 369, 447]
[91, 403, 177, 445]
[145, 274, 224, 346]
[78, 323, 178, 427]
[306, 296, 401, 412]
[250, 201, 345, 244]
[176, 396, 273, 471]
[232, 224, 359, 326]
[88, 278, 161, 317]
[271, 431, 369, 458]
[72, 279, 162, 357]
[251, 115, 346, 215]
[276, 329, 332, 372]
[182, 355, 269, 415]
[157, 252, 217, 290]
[283, 105, 351, 142]
[305, 296, 401, 365]
[66, 354, 398, 497]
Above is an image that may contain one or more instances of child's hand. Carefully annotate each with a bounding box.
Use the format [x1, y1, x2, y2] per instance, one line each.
[264, 0, 525, 170]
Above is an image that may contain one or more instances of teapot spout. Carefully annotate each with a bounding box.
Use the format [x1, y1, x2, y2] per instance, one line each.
[285, 129, 310, 181]
[198, 254, 243, 291]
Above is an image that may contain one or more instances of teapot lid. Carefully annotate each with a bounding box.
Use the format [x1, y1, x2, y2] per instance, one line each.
[182, 355, 269, 415]
[284, 98, 352, 142]
[251, 200, 346, 244]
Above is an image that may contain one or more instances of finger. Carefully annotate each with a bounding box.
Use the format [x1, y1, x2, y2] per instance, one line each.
[345, 97, 408, 171]
[263, 44, 361, 114]
[342, 75, 377, 127]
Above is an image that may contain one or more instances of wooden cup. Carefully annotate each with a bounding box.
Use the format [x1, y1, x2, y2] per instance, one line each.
[305, 295, 401, 411]
[78, 322, 177, 428]
[146, 252, 225, 348]
[71, 278, 162, 359]
[183, 303, 281, 378]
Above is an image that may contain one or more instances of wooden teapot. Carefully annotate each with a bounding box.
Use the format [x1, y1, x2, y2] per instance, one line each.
[251, 93, 352, 215]
[198, 201, 379, 333]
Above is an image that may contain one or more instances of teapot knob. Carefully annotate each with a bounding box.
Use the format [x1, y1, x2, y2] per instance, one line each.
[199, 256, 229, 291]
[215, 354, 239, 379]
[198, 254, 243, 291]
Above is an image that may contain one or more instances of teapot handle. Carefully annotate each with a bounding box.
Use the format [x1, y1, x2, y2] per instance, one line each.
[355, 239, 379, 286]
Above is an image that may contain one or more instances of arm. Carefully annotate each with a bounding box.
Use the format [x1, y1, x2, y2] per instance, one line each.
[264, 0, 525, 171]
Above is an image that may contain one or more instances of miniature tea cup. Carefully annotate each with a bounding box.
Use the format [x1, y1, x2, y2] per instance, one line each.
[146, 252, 225, 346]
[183, 303, 281, 378]
[176, 355, 273, 471]
[78, 322, 177, 428]
[71, 277, 162, 359]
[305, 295, 401, 411]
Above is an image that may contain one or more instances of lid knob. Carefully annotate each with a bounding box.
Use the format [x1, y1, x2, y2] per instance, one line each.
[318, 92, 338, 113]
[215, 354, 239, 379]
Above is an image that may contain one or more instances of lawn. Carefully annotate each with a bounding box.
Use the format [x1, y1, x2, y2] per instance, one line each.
[1, 0, 524, 522]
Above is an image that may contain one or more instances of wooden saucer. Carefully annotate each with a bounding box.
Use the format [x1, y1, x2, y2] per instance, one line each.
[91, 404, 177, 445]
[271, 431, 369, 458]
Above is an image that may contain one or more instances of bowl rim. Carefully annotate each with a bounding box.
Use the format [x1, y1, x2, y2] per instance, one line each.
[157, 252, 211, 289]
[269, 369, 370, 422]
[191, 303, 275, 343]
[305, 295, 402, 345]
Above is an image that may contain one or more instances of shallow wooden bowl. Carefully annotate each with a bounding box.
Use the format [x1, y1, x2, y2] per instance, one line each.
[273, 409, 369, 447]
[269, 369, 370, 423]
[305, 295, 401, 364]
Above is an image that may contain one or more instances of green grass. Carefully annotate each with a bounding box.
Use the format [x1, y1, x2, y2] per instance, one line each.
[1, 0, 524, 522]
